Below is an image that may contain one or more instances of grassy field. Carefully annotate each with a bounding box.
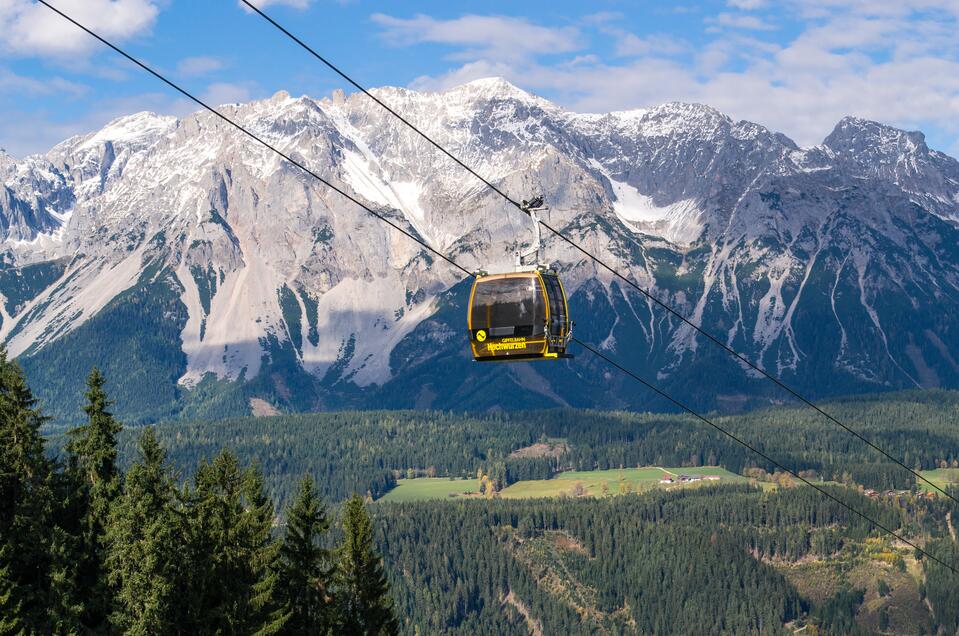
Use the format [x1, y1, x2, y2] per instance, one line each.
[918, 468, 959, 493]
[377, 467, 747, 502]
[378, 477, 479, 502]
[499, 466, 746, 499]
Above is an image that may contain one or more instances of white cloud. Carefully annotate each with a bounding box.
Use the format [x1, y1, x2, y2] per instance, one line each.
[0, 0, 161, 57]
[176, 56, 225, 77]
[0, 66, 88, 98]
[200, 81, 258, 106]
[727, 0, 766, 9]
[593, 17, 688, 59]
[614, 33, 687, 57]
[712, 13, 778, 30]
[0, 91, 188, 158]
[371, 13, 582, 63]
[0, 79, 266, 158]
[379, 6, 959, 151]
[580, 11, 623, 25]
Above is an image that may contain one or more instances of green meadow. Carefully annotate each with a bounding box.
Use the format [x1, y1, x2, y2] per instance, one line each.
[377, 467, 747, 502]
[376, 466, 959, 502]
[378, 477, 480, 502]
[918, 468, 959, 493]
[499, 466, 745, 499]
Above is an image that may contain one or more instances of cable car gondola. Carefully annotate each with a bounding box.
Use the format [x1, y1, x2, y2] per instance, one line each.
[467, 197, 572, 362]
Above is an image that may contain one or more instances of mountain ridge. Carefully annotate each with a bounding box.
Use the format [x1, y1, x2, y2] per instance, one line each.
[2, 77, 959, 423]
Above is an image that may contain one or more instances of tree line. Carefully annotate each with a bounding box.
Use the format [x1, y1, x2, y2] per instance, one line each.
[0, 352, 397, 635]
[96, 392, 959, 508]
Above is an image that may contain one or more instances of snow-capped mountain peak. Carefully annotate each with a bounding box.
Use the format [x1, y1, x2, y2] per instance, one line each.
[825, 115, 927, 153]
[78, 111, 177, 150]
[821, 115, 959, 220]
[426, 76, 545, 103]
[4, 77, 959, 419]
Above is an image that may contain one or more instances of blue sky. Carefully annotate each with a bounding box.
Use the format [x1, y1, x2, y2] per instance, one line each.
[1, 0, 959, 158]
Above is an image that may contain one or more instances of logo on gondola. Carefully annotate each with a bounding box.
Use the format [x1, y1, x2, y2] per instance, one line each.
[475, 330, 487, 342]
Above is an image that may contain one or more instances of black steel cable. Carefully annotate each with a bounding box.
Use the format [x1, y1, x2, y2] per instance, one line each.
[36, 0, 958, 575]
[240, 0, 959, 505]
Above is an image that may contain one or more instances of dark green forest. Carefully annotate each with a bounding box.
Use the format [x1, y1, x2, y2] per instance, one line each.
[0, 356, 397, 635]
[86, 390, 959, 507]
[7, 360, 959, 634]
[374, 487, 954, 635]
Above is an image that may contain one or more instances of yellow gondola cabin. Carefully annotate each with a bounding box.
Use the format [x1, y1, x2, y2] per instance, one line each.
[467, 267, 571, 362]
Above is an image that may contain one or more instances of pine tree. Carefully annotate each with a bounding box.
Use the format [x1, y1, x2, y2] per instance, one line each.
[184, 452, 281, 634]
[64, 367, 124, 629]
[105, 428, 184, 635]
[274, 476, 335, 635]
[0, 351, 58, 633]
[244, 466, 283, 636]
[336, 495, 398, 636]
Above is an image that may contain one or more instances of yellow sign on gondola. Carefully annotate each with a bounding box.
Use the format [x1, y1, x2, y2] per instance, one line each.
[487, 338, 532, 352]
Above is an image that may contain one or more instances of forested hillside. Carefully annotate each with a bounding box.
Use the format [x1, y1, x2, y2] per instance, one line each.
[91, 390, 959, 506]
[13, 364, 959, 633]
[375, 486, 959, 635]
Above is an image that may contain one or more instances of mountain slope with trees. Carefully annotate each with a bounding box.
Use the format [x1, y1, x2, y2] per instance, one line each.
[5, 360, 959, 633]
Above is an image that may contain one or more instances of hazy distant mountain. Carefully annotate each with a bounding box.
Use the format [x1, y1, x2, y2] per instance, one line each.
[2, 77, 959, 423]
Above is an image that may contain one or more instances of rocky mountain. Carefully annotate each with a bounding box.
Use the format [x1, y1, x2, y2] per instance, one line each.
[2, 77, 959, 424]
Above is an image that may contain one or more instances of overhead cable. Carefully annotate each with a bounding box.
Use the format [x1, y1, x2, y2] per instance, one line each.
[240, 0, 959, 505]
[36, 0, 958, 575]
